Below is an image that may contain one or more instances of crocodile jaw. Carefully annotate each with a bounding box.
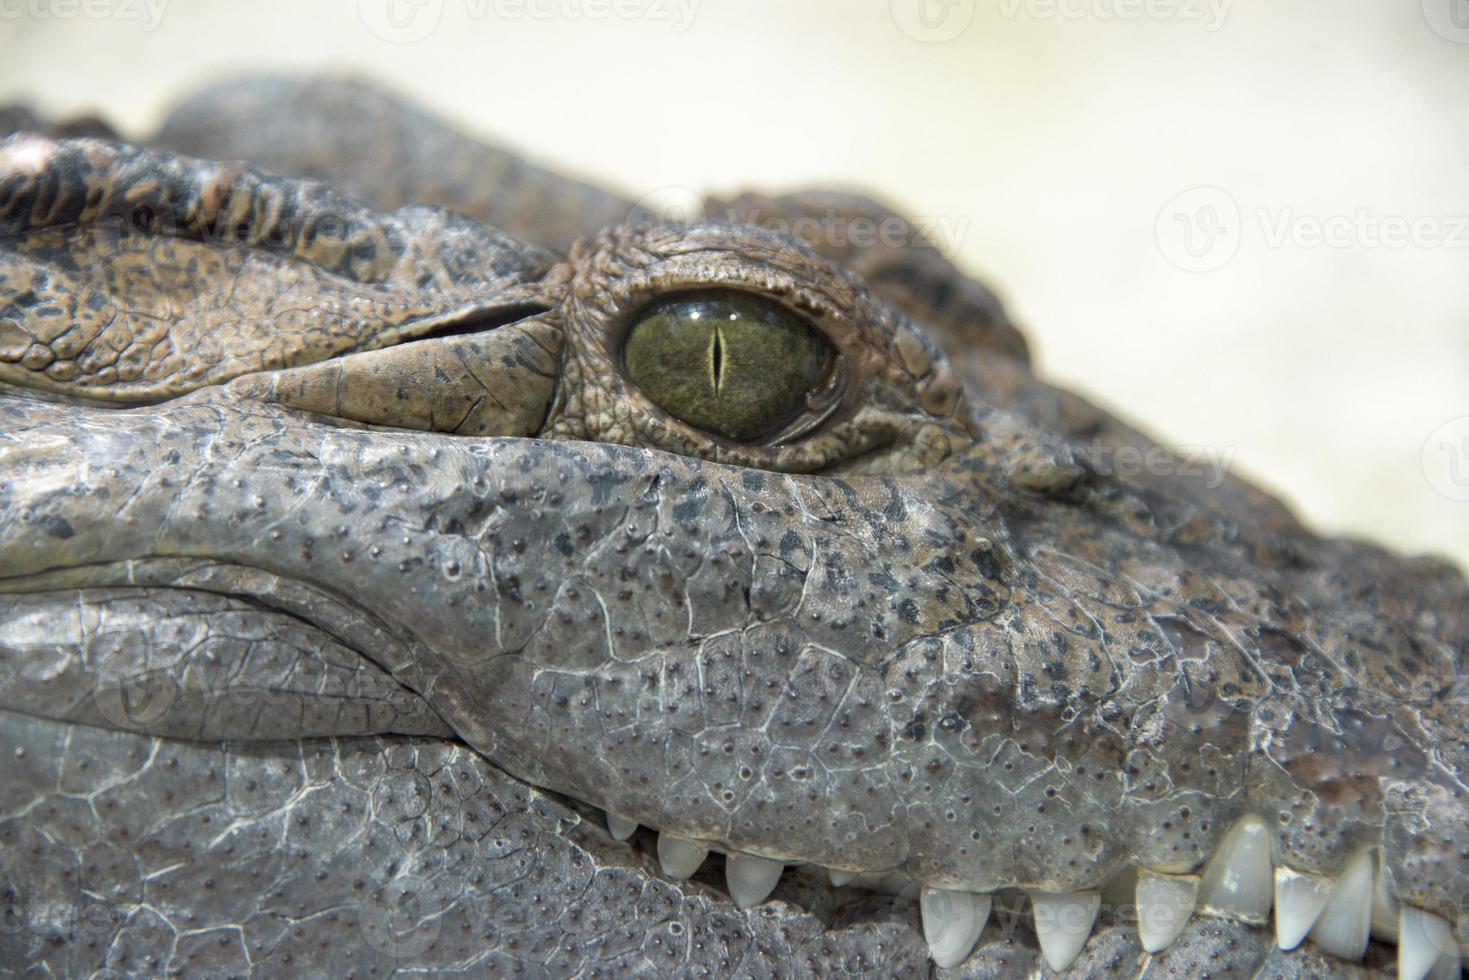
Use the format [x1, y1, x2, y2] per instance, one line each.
[3, 388, 1465, 975]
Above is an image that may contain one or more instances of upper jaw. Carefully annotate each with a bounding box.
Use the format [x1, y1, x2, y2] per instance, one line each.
[4, 387, 1465, 947]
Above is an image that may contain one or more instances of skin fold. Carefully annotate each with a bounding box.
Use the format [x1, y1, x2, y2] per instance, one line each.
[0, 77, 1464, 977]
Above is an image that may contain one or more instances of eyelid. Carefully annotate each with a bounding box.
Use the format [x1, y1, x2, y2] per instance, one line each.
[554, 224, 909, 472]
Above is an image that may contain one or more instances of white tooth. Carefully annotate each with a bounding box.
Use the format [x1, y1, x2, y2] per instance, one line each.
[1428, 949, 1463, 980]
[1307, 851, 1374, 961]
[1273, 867, 1331, 950]
[920, 886, 992, 969]
[1197, 814, 1274, 923]
[1400, 908, 1456, 980]
[726, 852, 784, 908]
[1372, 858, 1400, 941]
[1030, 889, 1101, 972]
[657, 834, 709, 880]
[827, 868, 856, 887]
[1135, 870, 1198, 953]
[606, 812, 638, 841]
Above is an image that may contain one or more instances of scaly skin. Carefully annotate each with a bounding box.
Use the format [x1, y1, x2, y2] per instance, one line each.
[0, 78, 1464, 977]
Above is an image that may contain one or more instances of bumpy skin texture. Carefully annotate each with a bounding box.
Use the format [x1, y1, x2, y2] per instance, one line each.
[0, 138, 551, 403]
[0, 78, 1465, 977]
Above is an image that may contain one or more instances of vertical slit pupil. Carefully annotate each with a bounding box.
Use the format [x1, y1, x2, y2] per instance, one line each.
[711, 326, 725, 392]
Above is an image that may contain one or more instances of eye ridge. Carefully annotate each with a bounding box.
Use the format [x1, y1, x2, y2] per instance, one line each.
[622, 289, 835, 443]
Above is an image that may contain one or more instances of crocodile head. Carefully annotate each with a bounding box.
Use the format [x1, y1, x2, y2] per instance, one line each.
[1, 86, 1466, 977]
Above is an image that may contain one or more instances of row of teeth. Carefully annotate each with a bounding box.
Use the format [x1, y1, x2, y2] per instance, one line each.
[605, 812, 1464, 976]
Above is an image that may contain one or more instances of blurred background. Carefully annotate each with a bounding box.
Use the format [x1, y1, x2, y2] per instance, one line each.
[4, 0, 1466, 568]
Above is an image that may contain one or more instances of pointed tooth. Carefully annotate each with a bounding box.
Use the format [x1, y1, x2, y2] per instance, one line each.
[1135, 870, 1198, 953]
[657, 834, 709, 880]
[1400, 908, 1457, 980]
[1273, 867, 1331, 950]
[920, 887, 992, 969]
[726, 852, 784, 908]
[1307, 851, 1374, 960]
[827, 868, 856, 887]
[1197, 814, 1274, 923]
[1428, 949, 1463, 980]
[606, 812, 638, 841]
[1372, 858, 1400, 941]
[1030, 889, 1101, 972]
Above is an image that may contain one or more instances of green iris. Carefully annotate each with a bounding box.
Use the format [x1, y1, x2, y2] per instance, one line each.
[622, 291, 834, 442]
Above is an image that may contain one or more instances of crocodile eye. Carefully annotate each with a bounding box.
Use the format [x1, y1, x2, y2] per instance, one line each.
[622, 290, 834, 442]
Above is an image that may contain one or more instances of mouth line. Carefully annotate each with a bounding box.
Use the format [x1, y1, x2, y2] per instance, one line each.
[547, 778, 1422, 974]
[553, 792, 1460, 975]
[0, 555, 428, 687]
[3, 560, 1459, 975]
[403, 301, 554, 343]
